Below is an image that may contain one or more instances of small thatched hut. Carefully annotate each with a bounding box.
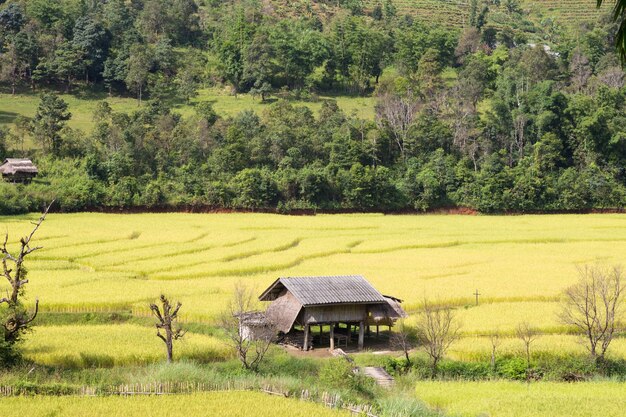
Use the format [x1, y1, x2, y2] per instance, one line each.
[259, 275, 407, 351]
[0, 158, 38, 183]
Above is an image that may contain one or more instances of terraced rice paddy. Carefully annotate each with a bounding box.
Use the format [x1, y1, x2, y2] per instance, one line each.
[0, 391, 349, 417]
[22, 324, 230, 368]
[358, 0, 610, 28]
[1, 212, 625, 365]
[415, 381, 626, 417]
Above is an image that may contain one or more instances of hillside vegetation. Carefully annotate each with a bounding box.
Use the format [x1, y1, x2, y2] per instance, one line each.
[0, 0, 625, 215]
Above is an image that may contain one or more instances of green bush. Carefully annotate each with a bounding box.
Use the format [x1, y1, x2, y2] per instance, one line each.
[0, 182, 32, 214]
[230, 168, 279, 209]
[319, 358, 375, 396]
[437, 360, 491, 380]
[496, 357, 528, 380]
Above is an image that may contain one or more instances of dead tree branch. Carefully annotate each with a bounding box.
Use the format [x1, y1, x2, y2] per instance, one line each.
[150, 294, 186, 363]
[218, 282, 275, 372]
[1, 203, 51, 344]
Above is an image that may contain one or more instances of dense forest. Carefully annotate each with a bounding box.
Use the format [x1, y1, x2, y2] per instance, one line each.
[0, 0, 625, 213]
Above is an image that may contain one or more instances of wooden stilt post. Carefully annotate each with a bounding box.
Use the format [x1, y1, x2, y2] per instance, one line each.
[347, 324, 351, 341]
[329, 324, 335, 350]
[303, 324, 310, 351]
[376, 325, 379, 338]
[358, 321, 365, 350]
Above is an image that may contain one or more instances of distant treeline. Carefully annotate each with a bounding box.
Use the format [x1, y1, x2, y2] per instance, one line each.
[0, 0, 625, 214]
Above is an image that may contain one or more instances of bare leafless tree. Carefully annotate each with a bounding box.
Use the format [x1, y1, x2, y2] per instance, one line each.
[560, 265, 625, 360]
[569, 48, 592, 94]
[375, 89, 421, 162]
[516, 321, 539, 373]
[150, 295, 186, 363]
[390, 319, 418, 367]
[219, 282, 275, 372]
[489, 331, 501, 373]
[597, 66, 625, 89]
[416, 300, 460, 377]
[1, 204, 51, 345]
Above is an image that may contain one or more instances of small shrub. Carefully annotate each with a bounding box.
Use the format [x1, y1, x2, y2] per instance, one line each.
[437, 360, 491, 380]
[319, 358, 375, 397]
[496, 357, 528, 380]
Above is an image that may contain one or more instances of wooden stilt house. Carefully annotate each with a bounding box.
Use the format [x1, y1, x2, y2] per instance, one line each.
[259, 275, 407, 351]
[0, 158, 38, 183]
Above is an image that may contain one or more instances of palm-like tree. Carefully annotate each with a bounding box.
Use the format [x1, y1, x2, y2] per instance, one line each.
[599, 0, 626, 62]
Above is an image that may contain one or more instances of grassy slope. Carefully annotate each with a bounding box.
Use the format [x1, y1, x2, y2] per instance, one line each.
[0, 88, 375, 134]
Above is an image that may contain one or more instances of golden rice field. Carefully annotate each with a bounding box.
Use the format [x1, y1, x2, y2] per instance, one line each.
[1, 212, 625, 365]
[21, 324, 230, 368]
[0, 391, 349, 417]
[415, 381, 626, 417]
[449, 335, 626, 362]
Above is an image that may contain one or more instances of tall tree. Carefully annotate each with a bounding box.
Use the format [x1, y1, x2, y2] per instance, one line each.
[72, 16, 110, 83]
[375, 87, 421, 162]
[51, 42, 83, 92]
[125, 45, 151, 105]
[268, 20, 328, 89]
[31, 93, 71, 155]
[0, 39, 23, 95]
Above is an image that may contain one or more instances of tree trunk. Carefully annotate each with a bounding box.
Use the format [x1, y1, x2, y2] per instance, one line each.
[166, 338, 173, 362]
[431, 357, 439, 379]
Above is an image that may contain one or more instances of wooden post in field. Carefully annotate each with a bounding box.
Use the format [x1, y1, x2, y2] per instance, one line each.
[474, 289, 481, 306]
[303, 324, 310, 351]
[329, 324, 335, 350]
[358, 321, 365, 350]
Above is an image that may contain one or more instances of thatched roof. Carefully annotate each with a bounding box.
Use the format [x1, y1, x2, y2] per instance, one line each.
[0, 158, 38, 175]
[259, 275, 387, 306]
[265, 290, 303, 333]
[382, 295, 408, 319]
[368, 296, 409, 325]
